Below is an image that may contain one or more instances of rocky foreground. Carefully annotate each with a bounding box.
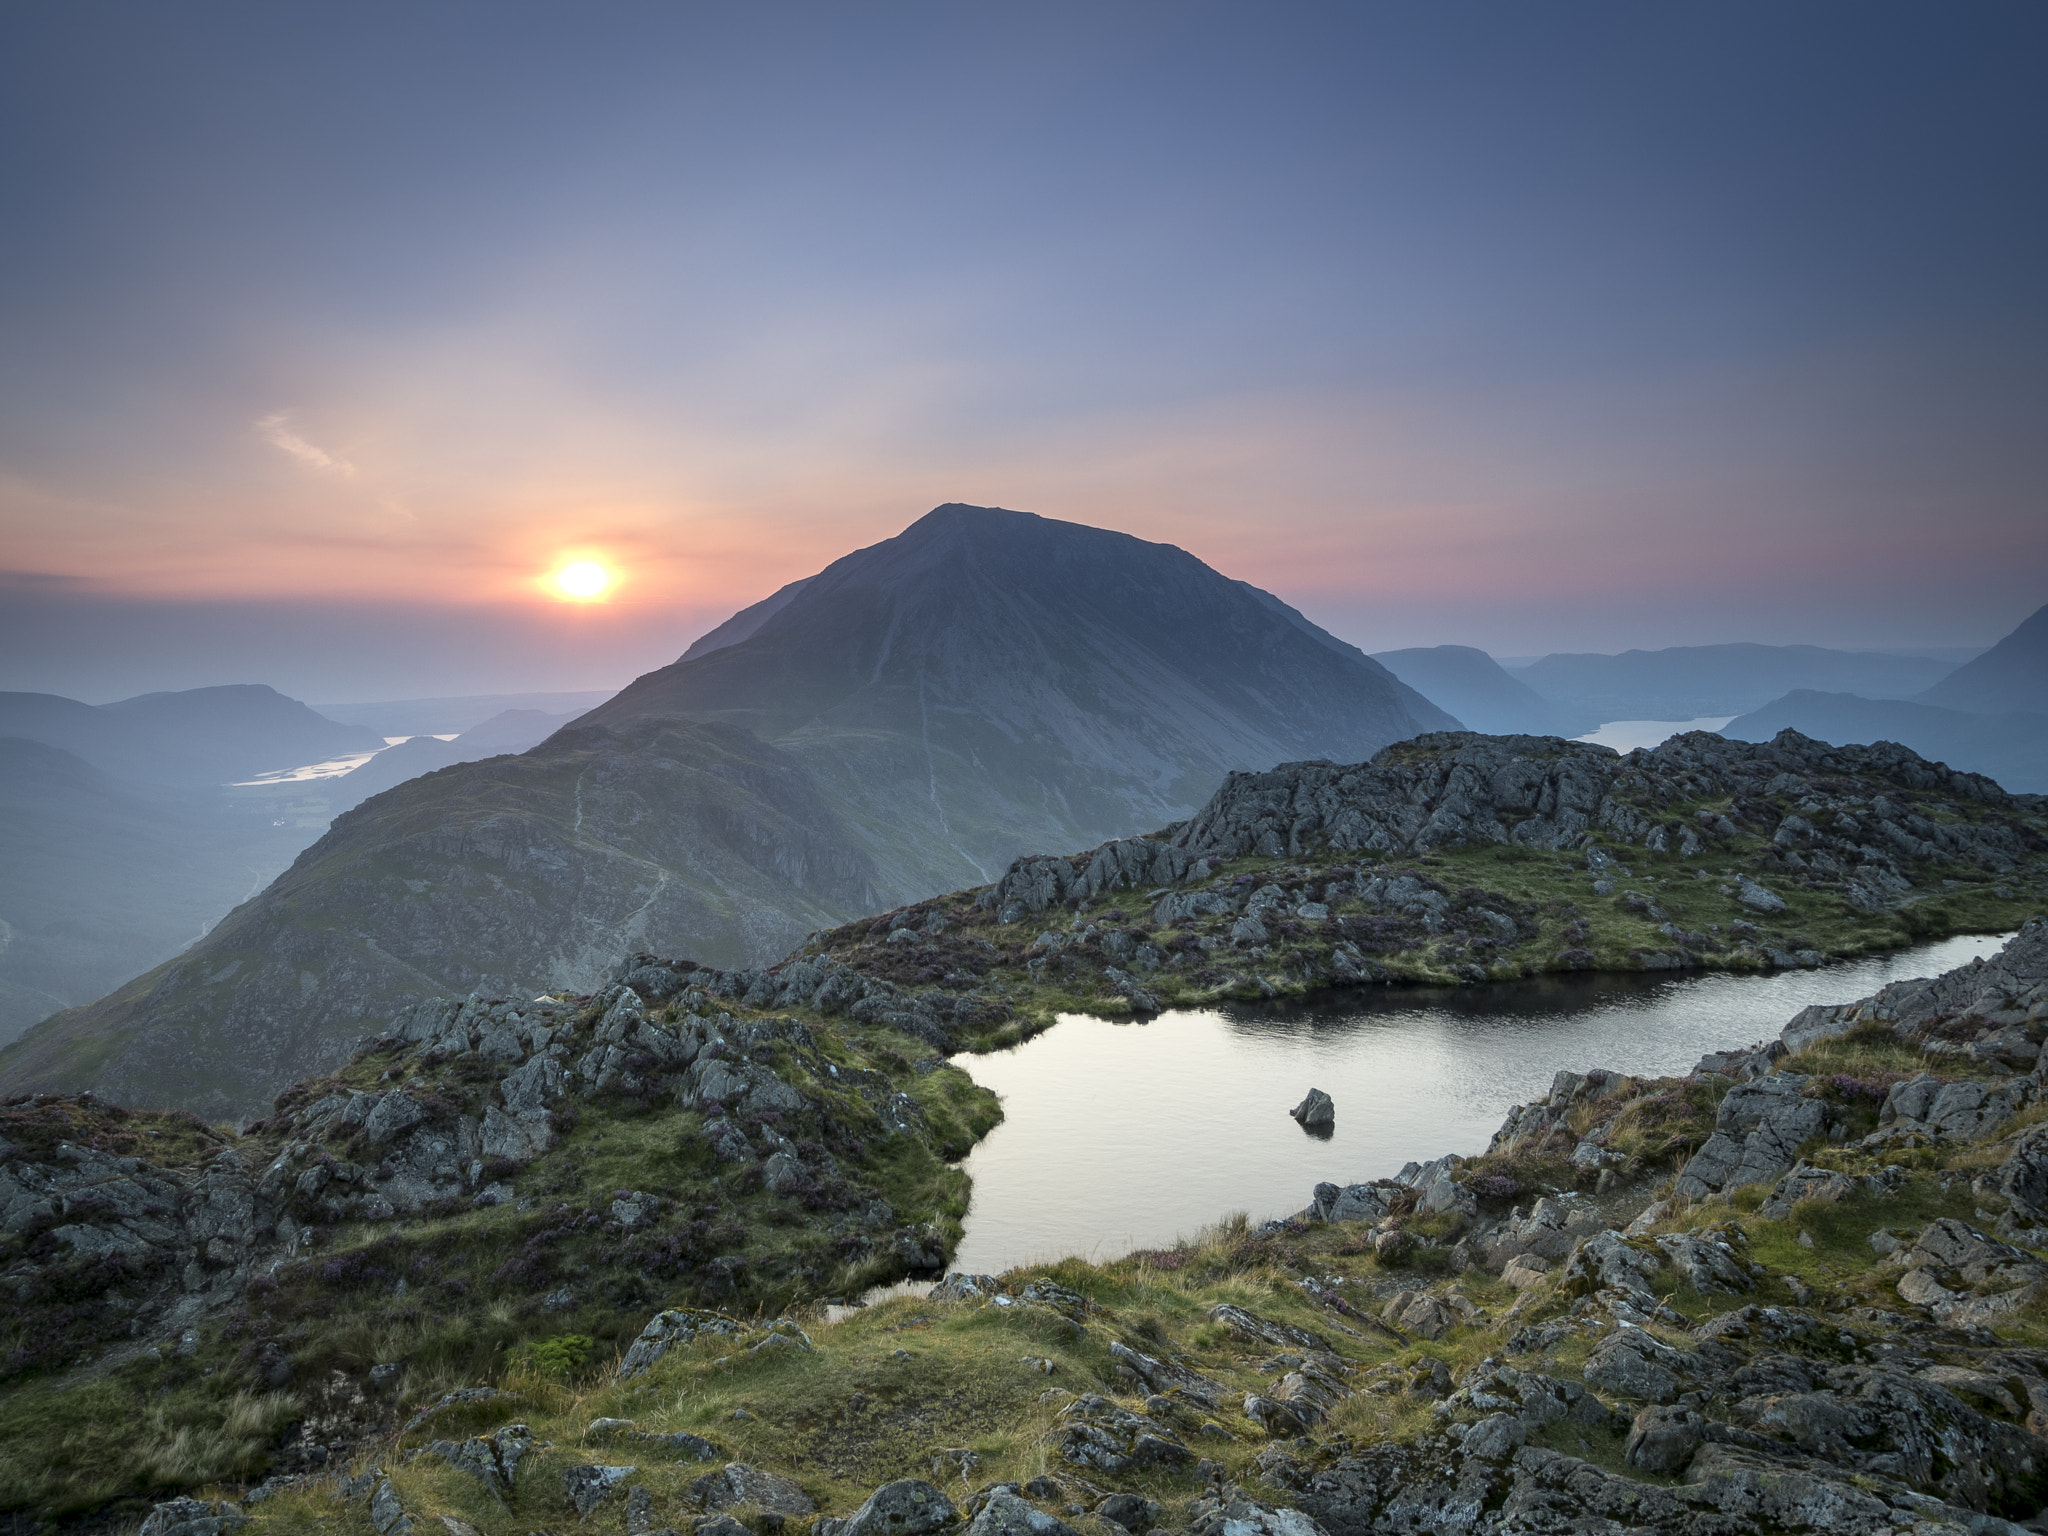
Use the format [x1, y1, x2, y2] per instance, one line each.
[12, 916, 2048, 1533]
[4, 725, 2048, 1532]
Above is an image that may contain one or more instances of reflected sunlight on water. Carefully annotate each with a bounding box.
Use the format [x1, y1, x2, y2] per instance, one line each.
[946, 931, 2010, 1275]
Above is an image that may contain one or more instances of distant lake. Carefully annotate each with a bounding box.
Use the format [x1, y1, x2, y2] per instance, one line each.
[1575, 717, 1735, 753]
[944, 931, 2008, 1275]
[229, 734, 458, 786]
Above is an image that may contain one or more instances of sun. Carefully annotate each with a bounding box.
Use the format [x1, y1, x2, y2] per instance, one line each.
[554, 561, 611, 600]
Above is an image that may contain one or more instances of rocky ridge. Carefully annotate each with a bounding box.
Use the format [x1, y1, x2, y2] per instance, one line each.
[40, 917, 2048, 1536]
[758, 728, 2044, 1023]
[1, 976, 998, 1491]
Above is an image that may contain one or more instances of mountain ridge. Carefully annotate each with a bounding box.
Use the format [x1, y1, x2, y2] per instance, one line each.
[1916, 601, 2048, 716]
[3, 505, 1453, 1116]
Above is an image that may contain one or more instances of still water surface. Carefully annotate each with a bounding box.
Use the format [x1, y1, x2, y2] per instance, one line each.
[945, 932, 2009, 1275]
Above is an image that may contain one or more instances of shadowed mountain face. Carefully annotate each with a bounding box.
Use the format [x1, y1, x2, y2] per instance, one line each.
[4, 505, 1453, 1116]
[585, 504, 1456, 886]
[1916, 602, 2048, 716]
[1370, 645, 1586, 737]
[0, 684, 384, 786]
[1515, 643, 1956, 723]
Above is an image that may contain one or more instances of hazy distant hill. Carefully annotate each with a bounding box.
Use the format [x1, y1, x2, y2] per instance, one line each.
[316, 690, 616, 737]
[1719, 691, 2048, 796]
[1915, 602, 2048, 717]
[0, 683, 383, 786]
[323, 708, 576, 811]
[4, 504, 1455, 1116]
[0, 739, 314, 1043]
[1516, 643, 1956, 723]
[1370, 645, 1588, 736]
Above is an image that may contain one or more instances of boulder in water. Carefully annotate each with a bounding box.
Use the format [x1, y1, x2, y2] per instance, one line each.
[1290, 1088, 1334, 1129]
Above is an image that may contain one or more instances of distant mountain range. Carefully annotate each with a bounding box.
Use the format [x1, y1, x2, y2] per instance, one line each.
[320, 708, 577, 812]
[1509, 643, 1958, 722]
[1722, 602, 2048, 793]
[0, 690, 579, 1045]
[1370, 645, 1590, 736]
[0, 683, 385, 786]
[1, 504, 1456, 1117]
[1722, 691, 2048, 796]
[315, 690, 617, 737]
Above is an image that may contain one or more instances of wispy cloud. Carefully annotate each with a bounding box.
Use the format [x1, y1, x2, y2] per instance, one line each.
[257, 412, 357, 477]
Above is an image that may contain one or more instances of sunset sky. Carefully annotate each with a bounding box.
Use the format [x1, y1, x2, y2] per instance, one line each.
[3, 2, 2046, 702]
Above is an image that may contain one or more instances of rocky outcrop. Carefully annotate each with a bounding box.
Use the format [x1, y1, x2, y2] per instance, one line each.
[1046, 1395, 1193, 1475]
[1671, 1074, 1830, 1199]
[979, 728, 2038, 928]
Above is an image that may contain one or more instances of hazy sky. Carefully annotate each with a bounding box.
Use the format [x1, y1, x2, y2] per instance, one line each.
[3, 2, 2046, 702]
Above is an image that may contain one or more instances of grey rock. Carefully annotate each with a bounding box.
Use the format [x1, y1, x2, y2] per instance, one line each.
[369, 1480, 413, 1536]
[1459, 1412, 1525, 1462]
[1094, 1494, 1160, 1533]
[1047, 1394, 1193, 1474]
[1311, 1181, 1397, 1224]
[1558, 1230, 1662, 1298]
[416, 1423, 535, 1499]
[692, 1463, 815, 1516]
[139, 1500, 250, 1536]
[1758, 1160, 1860, 1219]
[1480, 1196, 1603, 1268]
[1582, 1328, 1695, 1403]
[1735, 877, 1787, 913]
[1110, 1340, 1228, 1407]
[963, 1490, 1078, 1536]
[1654, 1231, 1754, 1293]
[1673, 1074, 1826, 1198]
[618, 1307, 754, 1377]
[1879, 1072, 2033, 1140]
[839, 1479, 958, 1536]
[1289, 1088, 1334, 1129]
[362, 1091, 427, 1147]
[563, 1464, 636, 1517]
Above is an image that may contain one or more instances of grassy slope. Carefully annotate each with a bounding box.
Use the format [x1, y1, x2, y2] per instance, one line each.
[0, 992, 999, 1516]
[74, 1016, 2048, 1536]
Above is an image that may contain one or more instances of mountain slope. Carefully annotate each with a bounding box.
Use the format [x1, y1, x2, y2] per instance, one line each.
[2, 719, 883, 1118]
[1721, 689, 2048, 795]
[6, 503, 1455, 1116]
[0, 683, 383, 786]
[1516, 643, 1956, 722]
[1915, 601, 2048, 716]
[583, 504, 1457, 885]
[1370, 644, 1587, 736]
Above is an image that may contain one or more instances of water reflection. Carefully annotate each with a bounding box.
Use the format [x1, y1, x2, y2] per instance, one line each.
[946, 932, 2011, 1276]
